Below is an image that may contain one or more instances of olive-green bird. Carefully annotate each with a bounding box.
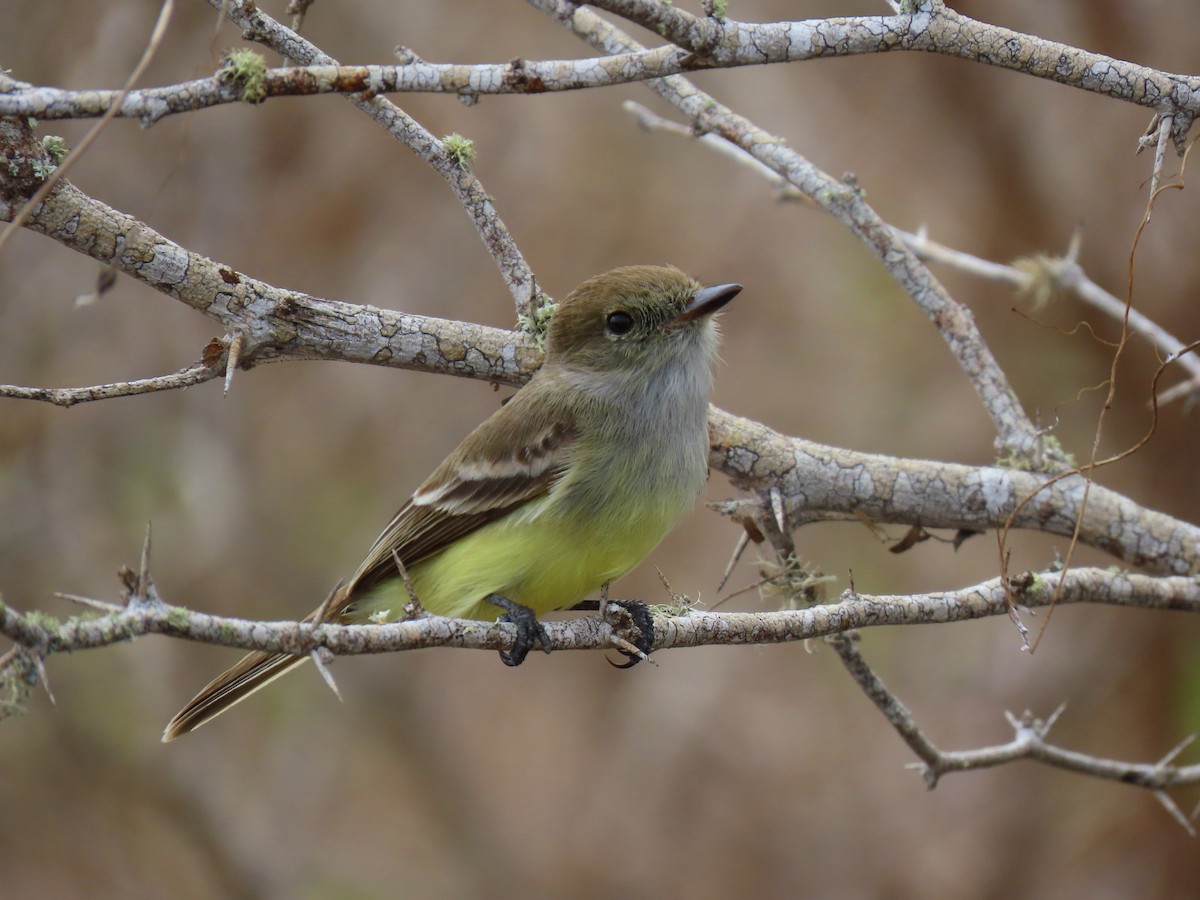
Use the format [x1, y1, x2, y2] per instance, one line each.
[163, 265, 740, 741]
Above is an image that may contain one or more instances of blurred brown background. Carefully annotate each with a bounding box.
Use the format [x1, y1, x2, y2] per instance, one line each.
[3, 1, 1200, 897]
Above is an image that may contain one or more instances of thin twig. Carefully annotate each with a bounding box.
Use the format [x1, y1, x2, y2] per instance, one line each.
[208, 0, 538, 317]
[0, 361, 222, 408]
[623, 100, 1200, 405]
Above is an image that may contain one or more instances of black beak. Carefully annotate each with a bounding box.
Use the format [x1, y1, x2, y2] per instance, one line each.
[675, 282, 743, 323]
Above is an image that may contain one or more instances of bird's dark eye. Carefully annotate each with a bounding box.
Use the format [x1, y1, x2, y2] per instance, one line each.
[606, 311, 635, 335]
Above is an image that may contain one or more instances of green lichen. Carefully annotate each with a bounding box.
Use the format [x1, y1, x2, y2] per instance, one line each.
[517, 294, 558, 351]
[710, 0, 728, 18]
[1039, 435, 1076, 470]
[995, 435, 1076, 473]
[41, 134, 68, 164]
[23, 609, 61, 631]
[442, 133, 476, 170]
[218, 48, 269, 104]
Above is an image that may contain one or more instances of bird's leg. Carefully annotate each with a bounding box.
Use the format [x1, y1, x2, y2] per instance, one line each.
[484, 594, 551, 666]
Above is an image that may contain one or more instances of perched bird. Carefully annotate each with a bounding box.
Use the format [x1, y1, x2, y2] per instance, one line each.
[163, 265, 741, 741]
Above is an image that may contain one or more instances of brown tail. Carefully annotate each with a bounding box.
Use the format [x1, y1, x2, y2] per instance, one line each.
[161, 650, 307, 742]
[162, 583, 352, 742]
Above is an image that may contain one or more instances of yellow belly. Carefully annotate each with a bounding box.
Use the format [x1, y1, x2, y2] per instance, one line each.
[354, 495, 688, 622]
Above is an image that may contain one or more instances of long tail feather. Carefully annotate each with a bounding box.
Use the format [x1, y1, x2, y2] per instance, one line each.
[161, 650, 307, 742]
[163, 584, 352, 742]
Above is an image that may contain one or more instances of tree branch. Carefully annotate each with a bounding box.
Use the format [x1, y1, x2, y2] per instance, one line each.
[622, 100, 1200, 404]
[709, 407, 1200, 577]
[0, 115, 539, 385]
[4, 3, 1193, 138]
[0, 359, 223, 407]
[206, 0, 539, 316]
[584, 0, 1200, 147]
[2, 564, 1195, 672]
[831, 636, 1199, 831]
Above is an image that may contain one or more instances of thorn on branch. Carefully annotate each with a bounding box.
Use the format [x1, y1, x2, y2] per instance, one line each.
[55, 592, 123, 614]
[1147, 112, 1174, 213]
[120, 523, 159, 610]
[310, 646, 343, 701]
[224, 331, 244, 395]
[75, 262, 119, 307]
[393, 45, 423, 65]
[34, 656, 55, 705]
[1154, 733, 1196, 769]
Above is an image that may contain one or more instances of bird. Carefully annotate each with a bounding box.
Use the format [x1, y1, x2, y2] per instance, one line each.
[163, 265, 741, 741]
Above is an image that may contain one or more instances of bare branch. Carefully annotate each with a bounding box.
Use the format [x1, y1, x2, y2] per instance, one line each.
[821, 611, 1199, 833]
[0, 50, 701, 120]
[902, 230, 1200, 398]
[584, 0, 1199, 147]
[624, 100, 1200, 402]
[0, 360, 222, 407]
[2, 564, 1196, 668]
[1, 3, 1193, 140]
[828, 634, 943, 776]
[205, 0, 538, 316]
[833, 634, 1200, 809]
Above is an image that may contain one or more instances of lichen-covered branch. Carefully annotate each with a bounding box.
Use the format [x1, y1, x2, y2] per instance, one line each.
[6, 3, 1194, 141]
[2, 564, 1195, 670]
[584, 0, 1200, 147]
[0, 115, 538, 385]
[708, 407, 1200, 577]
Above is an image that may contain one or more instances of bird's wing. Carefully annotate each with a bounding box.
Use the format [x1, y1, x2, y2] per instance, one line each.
[345, 391, 580, 600]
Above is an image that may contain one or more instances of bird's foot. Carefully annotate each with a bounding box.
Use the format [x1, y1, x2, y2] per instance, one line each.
[485, 594, 551, 666]
[573, 598, 656, 668]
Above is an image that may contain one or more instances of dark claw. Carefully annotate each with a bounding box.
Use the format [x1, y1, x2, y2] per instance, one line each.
[606, 600, 655, 669]
[573, 599, 656, 668]
[485, 594, 551, 666]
